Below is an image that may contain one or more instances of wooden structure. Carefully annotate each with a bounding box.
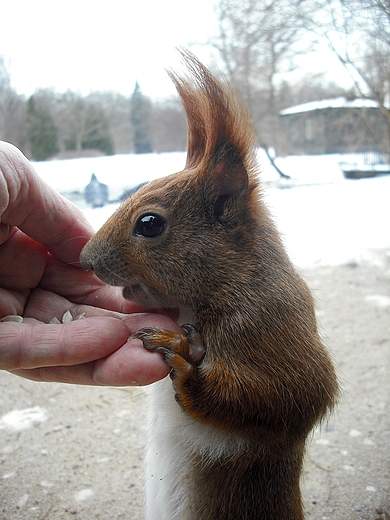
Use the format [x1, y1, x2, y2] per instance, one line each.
[278, 98, 389, 157]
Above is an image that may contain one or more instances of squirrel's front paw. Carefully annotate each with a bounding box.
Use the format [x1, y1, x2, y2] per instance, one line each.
[132, 325, 205, 401]
[132, 324, 205, 365]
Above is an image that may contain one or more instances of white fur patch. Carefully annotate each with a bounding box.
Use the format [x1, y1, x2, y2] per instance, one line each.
[145, 378, 246, 520]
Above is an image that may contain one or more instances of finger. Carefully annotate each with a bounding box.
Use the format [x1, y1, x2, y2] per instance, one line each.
[0, 229, 47, 290]
[92, 336, 171, 385]
[0, 142, 93, 264]
[5, 313, 182, 385]
[9, 339, 171, 386]
[0, 222, 16, 246]
[24, 287, 150, 322]
[20, 180, 93, 265]
[0, 317, 130, 370]
[0, 287, 29, 318]
[8, 364, 102, 385]
[86, 313, 183, 384]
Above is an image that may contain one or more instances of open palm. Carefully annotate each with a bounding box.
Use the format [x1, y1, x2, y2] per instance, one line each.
[0, 142, 175, 385]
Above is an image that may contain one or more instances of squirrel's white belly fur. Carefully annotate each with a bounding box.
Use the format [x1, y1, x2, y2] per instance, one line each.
[145, 378, 247, 520]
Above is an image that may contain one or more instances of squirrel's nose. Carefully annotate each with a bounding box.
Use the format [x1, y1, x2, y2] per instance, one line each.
[79, 247, 94, 272]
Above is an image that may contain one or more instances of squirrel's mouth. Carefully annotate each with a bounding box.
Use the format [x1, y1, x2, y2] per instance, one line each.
[122, 284, 180, 322]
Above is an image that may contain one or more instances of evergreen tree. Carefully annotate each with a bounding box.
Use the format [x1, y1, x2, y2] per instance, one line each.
[130, 81, 153, 154]
[27, 95, 58, 160]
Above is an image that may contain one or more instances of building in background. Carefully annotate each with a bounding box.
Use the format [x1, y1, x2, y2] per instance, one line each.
[278, 98, 389, 161]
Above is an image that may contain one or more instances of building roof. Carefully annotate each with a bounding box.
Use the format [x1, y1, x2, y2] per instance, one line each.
[280, 97, 379, 116]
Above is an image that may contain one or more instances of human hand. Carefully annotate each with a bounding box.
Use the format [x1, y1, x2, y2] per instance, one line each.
[0, 142, 177, 385]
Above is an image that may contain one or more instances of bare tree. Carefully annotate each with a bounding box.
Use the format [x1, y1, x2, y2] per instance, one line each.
[208, 0, 316, 176]
[210, 0, 311, 116]
[88, 91, 133, 154]
[54, 91, 113, 155]
[0, 57, 27, 150]
[150, 97, 187, 153]
[0, 56, 12, 140]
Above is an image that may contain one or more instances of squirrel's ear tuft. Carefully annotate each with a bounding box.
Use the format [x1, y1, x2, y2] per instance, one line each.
[211, 144, 248, 197]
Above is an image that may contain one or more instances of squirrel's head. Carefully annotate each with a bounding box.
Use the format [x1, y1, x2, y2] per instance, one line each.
[80, 49, 263, 311]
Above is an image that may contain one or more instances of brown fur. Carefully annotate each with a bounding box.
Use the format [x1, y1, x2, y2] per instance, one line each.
[80, 49, 338, 519]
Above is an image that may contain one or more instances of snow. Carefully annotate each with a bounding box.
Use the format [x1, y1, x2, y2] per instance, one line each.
[34, 152, 187, 193]
[32, 151, 390, 268]
[0, 406, 48, 431]
[265, 176, 389, 266]
[280, 97, 379, 116]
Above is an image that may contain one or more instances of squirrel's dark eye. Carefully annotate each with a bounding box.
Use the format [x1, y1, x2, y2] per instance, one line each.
[135, 214, 166, 238]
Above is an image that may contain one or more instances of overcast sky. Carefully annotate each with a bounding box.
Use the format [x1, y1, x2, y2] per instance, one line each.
[1, 0, 353, 101]
[1, 0, 216, 99]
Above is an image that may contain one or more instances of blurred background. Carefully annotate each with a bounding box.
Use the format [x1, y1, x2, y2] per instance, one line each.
[1, 0, 388, 167]
[1, 3, 389, 519]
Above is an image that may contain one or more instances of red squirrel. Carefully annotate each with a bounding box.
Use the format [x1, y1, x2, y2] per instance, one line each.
[80, 49, 338, 520]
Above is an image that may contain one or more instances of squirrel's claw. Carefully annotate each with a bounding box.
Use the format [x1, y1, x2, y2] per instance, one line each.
[132, 325, 206, 402]
[132, 325, 205, 366]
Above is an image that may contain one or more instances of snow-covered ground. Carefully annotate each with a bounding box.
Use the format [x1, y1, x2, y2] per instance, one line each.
[32, 150, 390, 268]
